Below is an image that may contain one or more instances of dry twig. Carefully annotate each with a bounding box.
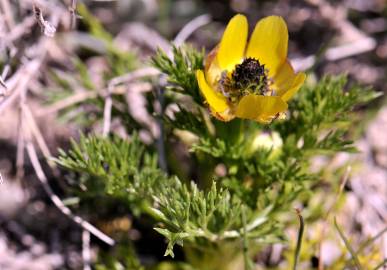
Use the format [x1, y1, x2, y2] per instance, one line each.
[108, 67, 160, 89]
[293, 0, 376, 72]
[173, 14, 211, 47]
[69, 0, 77, 29]
[292, 37, 376, 71]
[82, 230, 91, 270]
[0, 78, 7, 93]
[0, 2, 115, 245]
[25, 139, 115, 246]
[33, 4, 56, 37]
[101, 68, 159, 138]
[22, 104, 55, 169]
[102, 87, 113, 137]
[0, 0, 15, 29]
[6, 16, 36, 44]
[36, 91, 98, 116]
[16, 103, 25, 181]
[0, 58, 42, 115]
[318, 166, 351, 270]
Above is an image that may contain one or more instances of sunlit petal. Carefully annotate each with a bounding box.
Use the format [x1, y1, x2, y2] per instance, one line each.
[280, 72, 306, 102]
[217, 14, 248, 72]
[205, 46, 223, 87]
[236, 95, 288, 123]
[272, 61, 296, 95]
[196, 70, 230, 113]
[246, 16, 288, 77]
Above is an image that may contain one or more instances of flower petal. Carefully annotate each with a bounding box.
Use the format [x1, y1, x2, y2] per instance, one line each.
[280, 72, 306, 102]
[246, 16, 288, 77]
[217, 14, 248, 72]
[236, 95, 288, 123]
[196, 70, 229, 113]
[272, 61, 306, 101]
[272, 61, 296, 95]
[205, 46, 223, 87]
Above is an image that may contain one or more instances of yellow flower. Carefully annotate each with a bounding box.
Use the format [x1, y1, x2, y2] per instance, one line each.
[196, 14, 306, 123]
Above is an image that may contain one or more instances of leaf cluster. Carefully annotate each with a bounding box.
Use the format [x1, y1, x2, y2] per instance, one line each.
[56, 134, 281, 257]
[152, 45, 204, 104]
[277, 75, 380, 155]
[56, 134, 164, 212]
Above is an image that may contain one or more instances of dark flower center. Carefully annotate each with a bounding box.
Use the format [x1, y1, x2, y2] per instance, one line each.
[232, 58, 268, 94]
[219, 58, 269, 102]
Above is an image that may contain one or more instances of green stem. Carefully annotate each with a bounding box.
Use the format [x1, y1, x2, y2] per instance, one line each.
[357, 226, 387, 254]
[292, 209, 304, 270]
[373, 258, 387, 270]
[242, 206, 253, 270]
[184, 241, 244, 270]
[140, 201, 168, 223]
[334, 217, 363, 270]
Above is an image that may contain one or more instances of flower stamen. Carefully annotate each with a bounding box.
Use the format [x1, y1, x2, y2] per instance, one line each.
[218, 58, 271, 103]
[232, 58, 268, 95]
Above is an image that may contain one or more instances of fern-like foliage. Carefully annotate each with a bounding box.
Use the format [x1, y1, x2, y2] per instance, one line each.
[154, 181, 283, 257]
[152, 45, 204, 104]
[276, 75, 380, 155]
[56, 135, 164, 209]
[56, 134, 282, 257]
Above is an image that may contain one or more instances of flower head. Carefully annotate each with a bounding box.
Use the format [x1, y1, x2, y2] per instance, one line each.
[196, 14, 306, 123]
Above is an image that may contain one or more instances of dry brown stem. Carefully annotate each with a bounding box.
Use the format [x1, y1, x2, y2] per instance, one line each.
[173, 14, 211, 47]
[25, 139, 115, 246]
[318, 166, 351, 270]
[102, 88, 113, 137]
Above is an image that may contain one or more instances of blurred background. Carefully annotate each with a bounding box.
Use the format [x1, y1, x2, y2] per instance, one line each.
[0, 0, 386, 269]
